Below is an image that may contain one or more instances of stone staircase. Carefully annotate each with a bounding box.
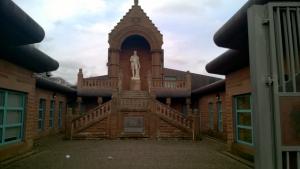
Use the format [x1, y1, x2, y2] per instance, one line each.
[119, 90, 150, 111]
[69, 90, 195, 139]
[71, 100, 112, 139]
[151, 100, 193, 133]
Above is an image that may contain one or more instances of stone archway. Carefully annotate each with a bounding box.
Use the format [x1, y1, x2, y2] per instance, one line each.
[119, 34, 151, 90]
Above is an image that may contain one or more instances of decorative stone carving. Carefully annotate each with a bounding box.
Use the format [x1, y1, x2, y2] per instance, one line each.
[130, 50, 141, 80]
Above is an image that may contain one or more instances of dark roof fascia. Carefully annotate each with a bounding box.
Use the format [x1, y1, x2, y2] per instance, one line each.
[0, 45, 59, 73]
[77, 89, 113, 97]
[152, 89, 191, 98]
[0, 0, 45, 46]
[205, 50, 249, 75]
[213, 0, 297, 50]
[192, 80, 225, 96]
[36, 76, 76, 94]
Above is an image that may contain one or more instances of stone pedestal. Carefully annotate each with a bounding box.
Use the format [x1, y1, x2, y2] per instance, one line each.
[130, 79, 141, 90]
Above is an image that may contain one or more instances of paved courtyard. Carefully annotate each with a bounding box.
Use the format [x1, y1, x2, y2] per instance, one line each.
[2, 136, 251, 169]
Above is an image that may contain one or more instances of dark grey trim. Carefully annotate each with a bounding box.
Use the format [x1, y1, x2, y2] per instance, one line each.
[205, 50, 249, 75]
[77, 89, 113, 97]
[152, 89, 191, 98]
[0, 0, 45, 46]
[192, 79, 225, 96]
[36, 76, 76, 94]
[0, 45, 59, 73]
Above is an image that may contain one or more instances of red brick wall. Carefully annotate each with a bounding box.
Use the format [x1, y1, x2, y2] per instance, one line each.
[0, 59, 35, 160]
[225, 67, 252, 145]
[35, 88, 67, 139]
[197, 92, 226, 141]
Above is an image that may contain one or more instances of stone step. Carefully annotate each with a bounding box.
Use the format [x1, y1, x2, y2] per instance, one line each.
[120, 90, 149, 98]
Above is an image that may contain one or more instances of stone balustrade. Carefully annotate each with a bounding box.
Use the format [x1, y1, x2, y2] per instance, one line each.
[152, 100, 193, 130]
[151, 79, 187, 89]
[72, 100, 112, 132]
[80, 78, 118, 89]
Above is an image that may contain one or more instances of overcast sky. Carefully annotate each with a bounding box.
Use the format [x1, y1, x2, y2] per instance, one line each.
[14, 0, 247, 84]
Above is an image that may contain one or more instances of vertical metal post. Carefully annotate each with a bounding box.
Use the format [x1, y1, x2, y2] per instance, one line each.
[297, 152, 300, 169]
[248, 5, 277, 169]
[286, 8, 297, 92]
[282, 11, 292, 85]
[275, 7, 286, 92]
[286, 152, 290, 169]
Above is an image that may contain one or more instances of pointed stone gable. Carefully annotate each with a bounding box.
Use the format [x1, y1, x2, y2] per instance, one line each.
[108, 4, 163, 50]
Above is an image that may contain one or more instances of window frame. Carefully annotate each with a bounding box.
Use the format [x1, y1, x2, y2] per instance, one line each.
[0, 90, 25, 145]
[49, 100, 55, 128]
[38, 99, 46, 131]
[217, 101, 223, 132]
[234, 94, 254, 146]
[58, 101, 63, 129]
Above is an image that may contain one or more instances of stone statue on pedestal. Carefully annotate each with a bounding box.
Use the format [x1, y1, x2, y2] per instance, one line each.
[130, 50, 140, 80]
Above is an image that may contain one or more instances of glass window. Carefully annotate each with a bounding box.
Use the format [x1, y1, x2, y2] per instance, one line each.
[0, 92, 4, 107]
[164, 76, 177, 81]
[0, 110, 3, 126]
[49, 100, 55, 128]
[38, 99, 46, 130]
[0, 91, 25, 145]
[7, 93, 23, 108]
[235, 94, 253, 145]
[6, 110, 22, 124]
[5, 127, 20, 142]
[217, 101, 223, 132]
[237, 112, 252, 126]
[208, 102, 214, 130]
[236, 95, 251, 109]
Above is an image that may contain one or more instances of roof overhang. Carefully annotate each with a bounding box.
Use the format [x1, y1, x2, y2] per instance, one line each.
[152, 88, 191, 98]
[206, 50, 249, 75]
[36, 77, 76, 94]
[213, 0, 299, 50]
[0, 45, 59, 73]
[0, 0, 45, 46]
[192, 80, 225, 96]
[77, 89, 113, 97]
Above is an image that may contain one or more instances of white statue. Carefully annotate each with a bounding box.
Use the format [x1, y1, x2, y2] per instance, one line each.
[130, 50, 141, 80]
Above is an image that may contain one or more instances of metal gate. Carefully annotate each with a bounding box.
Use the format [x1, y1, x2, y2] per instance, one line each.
[248, 2, 300, 169]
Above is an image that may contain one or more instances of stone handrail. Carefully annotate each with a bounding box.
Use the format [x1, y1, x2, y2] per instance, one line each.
[151, 100, 193, 131]
[151, 79, 187, 89]
[81, 78, 118, 89]
[72, 100, 112, 132]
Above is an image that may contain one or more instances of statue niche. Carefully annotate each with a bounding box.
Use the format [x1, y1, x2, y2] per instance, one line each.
[130, 50, 141, 80]
[119, 35, 151, 91]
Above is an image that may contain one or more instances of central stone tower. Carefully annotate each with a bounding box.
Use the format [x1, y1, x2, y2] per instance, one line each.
[107, 1, 164, 91]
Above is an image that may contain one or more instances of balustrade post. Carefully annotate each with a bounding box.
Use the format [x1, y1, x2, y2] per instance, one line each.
[166, 97, 171, 107]
[97, 97, 103, 106]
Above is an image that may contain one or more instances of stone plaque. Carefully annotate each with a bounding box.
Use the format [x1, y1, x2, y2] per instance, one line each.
[124, 117, 144, 133]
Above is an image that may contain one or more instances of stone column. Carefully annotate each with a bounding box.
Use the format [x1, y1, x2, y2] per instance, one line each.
[108, 48, 120, 89]
[77, 68, 83, 89]
[186, 97, 192, 116]
[166, 98, 171, 107]
[151, 49, 163, 82]
[185, 71, 192, 91]
[76, 97, 82, 115]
